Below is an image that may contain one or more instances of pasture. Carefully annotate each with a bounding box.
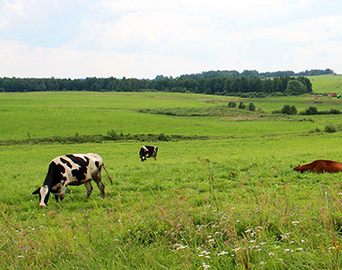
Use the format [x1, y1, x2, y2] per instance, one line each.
[309, 74, 342, 94]
[1, 90, 342, 269]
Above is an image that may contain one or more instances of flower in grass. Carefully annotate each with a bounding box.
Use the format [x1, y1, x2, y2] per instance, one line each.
[200, 263, 211, 269]
[198, 250, 211, 258]
[173, 244, 189, 251]
[217, 251, 229, 256]
[269, 252, 275, 256]
[79, 209, 83, 213]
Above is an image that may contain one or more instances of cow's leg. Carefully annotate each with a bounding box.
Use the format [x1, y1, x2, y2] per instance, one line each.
[93, 172, 105, 197]
[84, 181, 93, 198]
[59, 185, 67, 201]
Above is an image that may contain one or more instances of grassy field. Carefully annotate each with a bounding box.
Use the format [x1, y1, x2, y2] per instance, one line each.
[2, 89, 342, 269]
[309, 74, 342, 94]
[1, 91, 342, 141]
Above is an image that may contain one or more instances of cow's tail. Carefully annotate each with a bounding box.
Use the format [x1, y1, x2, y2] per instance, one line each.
[102, 163, 113, 185]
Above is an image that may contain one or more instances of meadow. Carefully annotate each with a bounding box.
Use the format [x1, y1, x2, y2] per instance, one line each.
[2, 84, 342, 269]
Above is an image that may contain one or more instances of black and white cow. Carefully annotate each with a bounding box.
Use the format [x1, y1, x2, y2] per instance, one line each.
[32, 153, 113, 208]
[139, 146, 158, 162]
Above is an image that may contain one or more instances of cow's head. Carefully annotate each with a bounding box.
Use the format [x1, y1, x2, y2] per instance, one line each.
[293, 164, 301, 171]
[139, 147, 147, 162]
[32, 185, 50, 208]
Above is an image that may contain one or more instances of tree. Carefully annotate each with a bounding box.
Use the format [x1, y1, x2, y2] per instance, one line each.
[228, 101, 237, 108]
[238, 102, 246, 109]
[247, 103, 256, 111]
[281, 105, 297, 115]
[286, 80, 306, 95]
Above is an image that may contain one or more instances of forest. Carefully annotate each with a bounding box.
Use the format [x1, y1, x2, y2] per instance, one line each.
[0, 68, 332, 96]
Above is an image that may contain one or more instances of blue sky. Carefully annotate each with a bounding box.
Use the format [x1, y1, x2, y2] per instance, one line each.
[0, 0, 341, 79]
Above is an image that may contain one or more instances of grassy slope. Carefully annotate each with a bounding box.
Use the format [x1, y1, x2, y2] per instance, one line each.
[309, 74, 342, 94]
[2, 91, 342, 141]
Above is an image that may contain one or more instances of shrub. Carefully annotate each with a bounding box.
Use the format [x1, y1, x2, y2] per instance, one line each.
[247, 103, 256, 111]
[309, 127, 321, 133]
[330, 108, 341, 114]
[107, 130, 120, 140]
[324, 125, 337, 133]
[300, 106, 318, 115]
[238, 102, 246, 109]
[158, 133, 169, 141]
[281, 105, 297, 115]
[268, 92, 286, 97]
[228, 101, 237, 108]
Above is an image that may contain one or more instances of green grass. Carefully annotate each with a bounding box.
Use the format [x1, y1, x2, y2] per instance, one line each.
[2, 91, 342, 141]
[309, 74, 342, 94]
[2, 135, 342, 269]
[2, 90, 342, 269]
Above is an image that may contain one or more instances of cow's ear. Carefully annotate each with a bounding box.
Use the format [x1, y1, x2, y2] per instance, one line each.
[32, 187, 41, 195]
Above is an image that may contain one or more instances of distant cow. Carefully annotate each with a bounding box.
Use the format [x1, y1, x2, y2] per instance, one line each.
[293, 159, 342, 173]
[139, 146, 158, 162]
[32, 153, 113, 208]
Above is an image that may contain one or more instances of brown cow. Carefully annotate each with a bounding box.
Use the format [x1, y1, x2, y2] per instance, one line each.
[293, 159, 342, 173]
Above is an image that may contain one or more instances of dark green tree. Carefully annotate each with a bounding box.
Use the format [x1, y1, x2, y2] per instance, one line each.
[247, 103, 256, 111]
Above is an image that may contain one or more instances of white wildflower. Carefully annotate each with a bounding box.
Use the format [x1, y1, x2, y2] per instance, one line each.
[218, 251, 229, 256]
[200, 262, 211, 269]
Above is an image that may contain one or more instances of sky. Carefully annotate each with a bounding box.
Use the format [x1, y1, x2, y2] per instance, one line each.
[0, 0, 341, 79]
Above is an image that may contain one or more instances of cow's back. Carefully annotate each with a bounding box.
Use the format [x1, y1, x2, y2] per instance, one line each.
[294, 159, 342, 173]
[52, 153, 103, 185]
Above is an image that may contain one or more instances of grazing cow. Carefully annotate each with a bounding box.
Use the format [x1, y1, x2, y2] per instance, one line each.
[139, 146, 158, 162]
[293, 159, 342, 174]
[32, 153, 113, 208]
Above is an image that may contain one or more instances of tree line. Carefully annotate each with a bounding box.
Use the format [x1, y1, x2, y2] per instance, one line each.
[175, 68, 334, 79]
[0, 72, 317, 96]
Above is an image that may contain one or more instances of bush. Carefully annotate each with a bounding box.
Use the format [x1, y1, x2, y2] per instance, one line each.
[107, 130, 120, 140]
[247, 103, 256, 111]
[228, 101, 237, 108]
[330, 108, 341, 114]
[309, 127, 321, 133]
[324, 125, 337, 133]
[268, 92, 286, 97]
[300, 106, 318, 115]
[281, 105, 297, 115]
[238, 102, 246, 109]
